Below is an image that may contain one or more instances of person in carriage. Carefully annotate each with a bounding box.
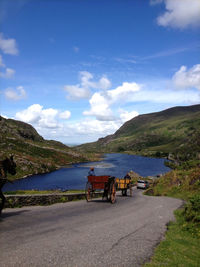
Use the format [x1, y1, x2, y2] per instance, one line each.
[88, 167, 95, 176]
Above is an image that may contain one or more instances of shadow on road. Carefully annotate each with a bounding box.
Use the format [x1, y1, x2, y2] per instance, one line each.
[0, 209, 30, 220]
[88, 199, 114, 204]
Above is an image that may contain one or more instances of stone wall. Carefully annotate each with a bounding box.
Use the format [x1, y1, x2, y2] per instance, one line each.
[5, 192, 103, 208]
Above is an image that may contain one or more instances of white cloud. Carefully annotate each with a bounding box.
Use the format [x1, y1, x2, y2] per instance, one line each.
[83, 92, 114, 121]
[33, 118, 121, 144]
[173, 64, 200, 90]
[108, 82, 140, 103]
[63, 71, 112, 100]
[83, 82, 141, 121]
[5, 86, 26, 100]
[16, 104, 43, 124]
[119, 109, 139, 123]
[14, 105, 121, 143]
[33, 109, 139, 144]
[69, 119, 120, 136]
[15, 104, 71, 129]
[0, 67, 15, 78]
[0, 113, 8, 119]
[64, 84, 91, 100]
[0, 32, 18, 55]
[98, 76, 112, 90]
[79, 71, 95, 89]
[156, 0, 200, 29]
[59, 110, 71, 119]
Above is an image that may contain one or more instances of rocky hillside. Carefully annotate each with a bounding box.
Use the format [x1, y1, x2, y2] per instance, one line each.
[76, 104, 200, 163]
[0, 116, 94, 180]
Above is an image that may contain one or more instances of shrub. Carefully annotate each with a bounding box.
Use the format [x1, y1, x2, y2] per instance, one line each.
[182, 194, 200, 238]
[183, 194, 200, 224]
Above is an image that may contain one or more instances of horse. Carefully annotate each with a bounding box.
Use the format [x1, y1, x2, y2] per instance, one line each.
[0, 155, 16, 214]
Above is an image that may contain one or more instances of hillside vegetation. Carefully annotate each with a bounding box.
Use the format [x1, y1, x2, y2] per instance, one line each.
[0, 116, 97, 180]
[144, 166, 200, 267]
[77, 104, 200, 165]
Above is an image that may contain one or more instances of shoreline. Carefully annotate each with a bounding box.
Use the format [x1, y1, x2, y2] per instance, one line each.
[4, 153, 171, 193]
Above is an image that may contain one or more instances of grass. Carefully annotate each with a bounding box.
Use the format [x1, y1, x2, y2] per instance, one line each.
[143, 167, 200, 266]
[145, 166, 200, 200]
[144, 209, 200, 267]
[4, 189, 85, 195]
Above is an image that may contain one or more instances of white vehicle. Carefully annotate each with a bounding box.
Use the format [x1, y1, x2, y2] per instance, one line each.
[137, 180, 149, 189]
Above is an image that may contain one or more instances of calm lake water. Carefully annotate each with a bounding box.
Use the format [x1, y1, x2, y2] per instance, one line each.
[3, 153, 170, 192]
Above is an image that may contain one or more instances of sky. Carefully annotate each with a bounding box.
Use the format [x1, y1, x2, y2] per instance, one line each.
[0, 0, 200, 144]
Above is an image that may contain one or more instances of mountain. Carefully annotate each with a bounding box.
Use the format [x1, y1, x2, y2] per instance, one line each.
[76, 104, 200, 163]
[0, 116, 92, 180]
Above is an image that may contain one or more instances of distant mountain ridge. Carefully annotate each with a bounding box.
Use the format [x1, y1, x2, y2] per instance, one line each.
[77, 104, 200, 162]
[0, 116, 91, 180]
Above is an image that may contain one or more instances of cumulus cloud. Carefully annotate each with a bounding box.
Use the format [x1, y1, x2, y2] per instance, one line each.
[0, 67, 15, 78]
[83, 82, 141, 121]
[173, 64, 200, 90]
[64, 71, 111, 100]
[34, 109, 140, 144]
[108, 82, 140, 103]
[59, 110, 71, 119]
[119, 109, 139, 123]
[5, 86, 26, 100]
[69, 119, 120, 136]
[156, 0, 200, 29]
[83, 92, 114, 121]
[0, 32, 18, 55]
[15, 104, 71, 129]
[34, 117, 122, 144]
[14, 104, 120, 143]
[98, 76, 112, 90]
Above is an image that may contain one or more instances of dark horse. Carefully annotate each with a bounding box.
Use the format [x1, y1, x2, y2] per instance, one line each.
[0, 155, 16, 214]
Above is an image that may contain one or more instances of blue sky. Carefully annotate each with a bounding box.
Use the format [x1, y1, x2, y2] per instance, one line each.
[0, 0, 200, 144]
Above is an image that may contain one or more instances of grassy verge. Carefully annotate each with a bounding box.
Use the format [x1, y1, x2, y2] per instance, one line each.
[4, 189, 85, 195]
[144, 167, 200, 266]
[145, 166, 200, 200]
[144, 208, 200, 267]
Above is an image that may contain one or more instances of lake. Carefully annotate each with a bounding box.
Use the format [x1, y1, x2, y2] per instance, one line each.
[3, 153, 170, 192]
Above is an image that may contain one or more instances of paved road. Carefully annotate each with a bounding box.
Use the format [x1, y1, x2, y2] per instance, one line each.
[0, 188, 182, 267]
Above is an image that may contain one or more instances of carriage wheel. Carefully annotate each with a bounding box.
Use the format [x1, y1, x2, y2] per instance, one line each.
[85, 182, 92, 202]
[110, 182, 116, 204]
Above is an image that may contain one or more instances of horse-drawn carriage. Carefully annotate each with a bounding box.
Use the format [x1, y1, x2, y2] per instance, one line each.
[85, 174, 133, 203]
[85, 175, 116, 203]
[116, 177, 133, 196]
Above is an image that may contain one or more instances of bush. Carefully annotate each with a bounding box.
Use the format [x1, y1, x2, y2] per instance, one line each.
[182, 194, 200, 238]
[183, 194, 200, 224]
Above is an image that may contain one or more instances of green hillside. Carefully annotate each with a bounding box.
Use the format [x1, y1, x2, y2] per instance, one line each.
[77, 104, 200, 164]
[0, 116, 96, 180]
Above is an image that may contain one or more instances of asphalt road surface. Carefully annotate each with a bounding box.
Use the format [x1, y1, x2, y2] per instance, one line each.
[0, 188, 183, 267]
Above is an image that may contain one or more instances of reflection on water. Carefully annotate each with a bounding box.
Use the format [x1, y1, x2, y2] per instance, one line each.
[3, 153, 170, 191]
[79, 162, 115, 168]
